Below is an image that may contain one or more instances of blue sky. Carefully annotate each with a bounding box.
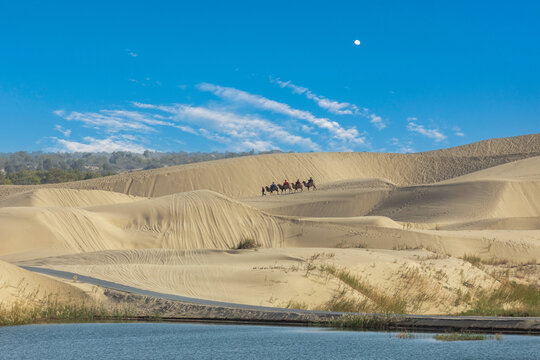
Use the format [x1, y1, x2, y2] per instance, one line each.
[0, 0, 538, 153]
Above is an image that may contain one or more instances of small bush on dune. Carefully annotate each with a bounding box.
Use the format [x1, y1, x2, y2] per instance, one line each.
[236, 238, 259, 250]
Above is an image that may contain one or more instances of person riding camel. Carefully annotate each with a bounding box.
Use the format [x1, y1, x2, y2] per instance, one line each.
[308, 177, 313, 184]
[271, 182, 277, 191]
[296, 179, 301, 186]
[284, 179, 288, 186]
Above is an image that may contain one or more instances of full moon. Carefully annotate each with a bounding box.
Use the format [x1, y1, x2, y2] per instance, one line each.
[354, 40, 361, 46]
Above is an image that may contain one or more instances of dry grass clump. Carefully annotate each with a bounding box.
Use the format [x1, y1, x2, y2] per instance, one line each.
[0, 296, 134, 326]
[329, 314, 393, 331]
[336, 240, 368, 249]
[462, 254, 537, 267]
[320, 265, 408, 314]
[235, 238, 259, 250]
[285, 300, 309, 310]
[433, 333, 492, 341]
[461, 281, 540, 317]
[392, 244, 421, 251]
[462, 254, 482, 267]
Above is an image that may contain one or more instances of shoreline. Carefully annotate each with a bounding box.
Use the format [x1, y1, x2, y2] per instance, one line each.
[18, 266, 540, 335]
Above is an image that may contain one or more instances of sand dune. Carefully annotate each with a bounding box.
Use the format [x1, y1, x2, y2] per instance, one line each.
[1, 134, 538, 199]
[0, 206, 127, 261]
[370, 180, 540, 224]
[443, 155, 540, 182]
[90, 190, 285, 250]
[0, 190, 285, 261]
[0, 260, 88, 305]
[0, 188, 143, 208]
[1, 134, 540, 314]
[18, 247, 502, 314]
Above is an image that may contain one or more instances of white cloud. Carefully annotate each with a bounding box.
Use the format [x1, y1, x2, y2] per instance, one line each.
[197, 83, 365, 145]
[406, 117, 447, 142]
[453, 126, 465, 137]
[126, 49, 138, 57]
[53, 109, 196, 135]
[239, 140, 275, 152]
[301, 125, 317, 135]
[390, 137, 415, 153]
[55, 110, 155, 133]
[54, 136, 149, 153]
[53, 81, 386, 153]
[54, 125, 71, 137]
[134, 102, 321, 151]
[272, 78, 387, 130]
[369, 114, 385, 130]
[272, 79, 357, 115]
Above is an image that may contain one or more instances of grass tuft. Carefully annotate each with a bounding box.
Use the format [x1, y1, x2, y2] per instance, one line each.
[433, 333, 492, 341]
[0, 297, 135, 326]
[236, 238, 259, 250]
[320, 265, 408, 314]
[329, 314, 393, 331]
[461, 281, 540, 317]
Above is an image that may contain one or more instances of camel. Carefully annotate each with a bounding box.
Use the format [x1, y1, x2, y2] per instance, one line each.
[278, 182, 292, 193]
[265, 185, 279, 194]
[302, 179, 316, 191]
[292, 182, 303, 192]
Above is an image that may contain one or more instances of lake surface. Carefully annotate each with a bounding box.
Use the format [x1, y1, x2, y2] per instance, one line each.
[0, 323, 539, 359]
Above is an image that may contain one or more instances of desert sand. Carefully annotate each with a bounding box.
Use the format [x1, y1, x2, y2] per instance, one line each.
[1, 133, 539, 315]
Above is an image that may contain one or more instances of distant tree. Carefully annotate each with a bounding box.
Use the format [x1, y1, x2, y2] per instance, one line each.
[0, 172, 12, 185]
[42, 158, 53, 170]
[8, 170, 41, 185]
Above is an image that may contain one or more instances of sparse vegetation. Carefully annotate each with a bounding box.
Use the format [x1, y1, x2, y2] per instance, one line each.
[285, 300, 309, 310]
[0, 297, 134, 326]
[461, 281, 540, 317]
[462, 254, 482, 266]
[462, 254, 537, 268]
[329, 314, 393, 331]
[336, 240, 368, 249]
[433, 333, 492, 341]
[236, 238, 259, 249]
[402, 223, 413, 230]
[320, 264, 408, 314]
[392, 244, 421, 251]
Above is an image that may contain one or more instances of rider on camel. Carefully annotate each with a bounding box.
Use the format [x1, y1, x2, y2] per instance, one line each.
[283, 179, 288, 186]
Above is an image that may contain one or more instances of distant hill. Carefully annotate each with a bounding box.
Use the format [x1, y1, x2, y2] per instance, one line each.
[1, 133, 538, 198]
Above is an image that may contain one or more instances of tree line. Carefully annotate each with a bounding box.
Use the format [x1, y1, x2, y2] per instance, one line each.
[0, 149, 286, 185]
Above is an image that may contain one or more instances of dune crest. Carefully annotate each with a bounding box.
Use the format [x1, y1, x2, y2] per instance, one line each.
[1, 133, 538, 199]
[0, 188, 143, 208]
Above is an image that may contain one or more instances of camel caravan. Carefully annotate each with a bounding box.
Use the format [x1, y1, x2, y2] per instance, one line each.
[262, 177, 316, 196]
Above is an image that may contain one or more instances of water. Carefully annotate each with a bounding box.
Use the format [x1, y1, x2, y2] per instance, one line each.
[0, 323, 539, 360]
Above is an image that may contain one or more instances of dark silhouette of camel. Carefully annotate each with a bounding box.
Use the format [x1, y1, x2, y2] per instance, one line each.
[302, 179, 316, 191]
